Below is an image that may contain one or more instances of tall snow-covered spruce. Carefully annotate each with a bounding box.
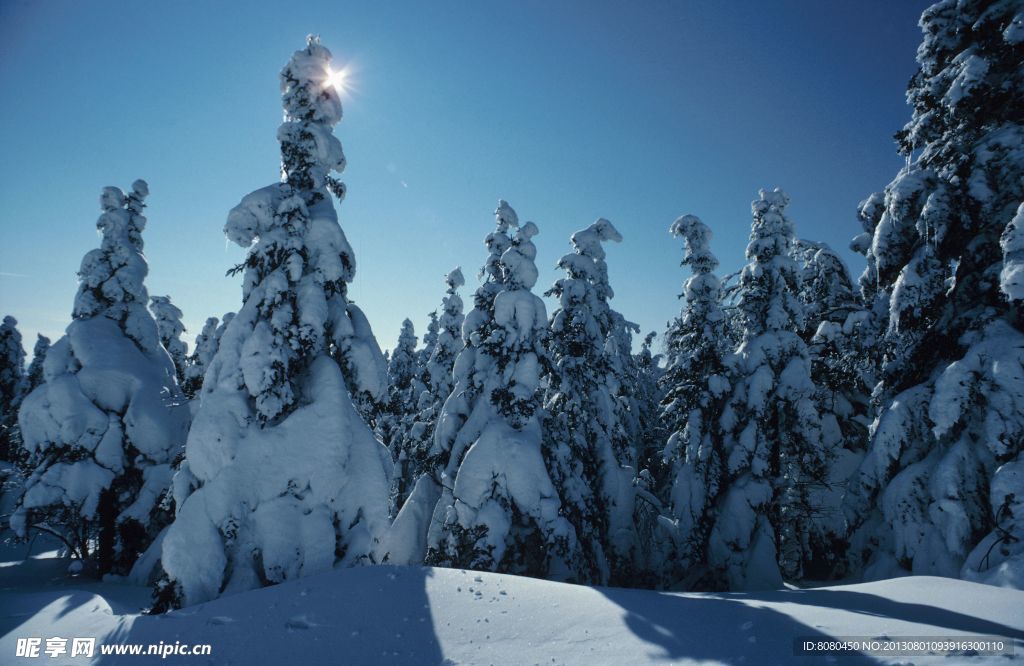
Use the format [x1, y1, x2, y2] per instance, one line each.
[709, 189, 830, 589]
[792, 239, 873, 577]
[543, 218, 637, 584]
[418, 311, 440, 377]
[381, 269, 465, 565]
[845, 0, 1024, 587]
[159, 37, 392, 608]
[423, 201, 578, 579]
[388, 270, 465, 512]
[181, 314, 233, 400]
[149, 295, 188, 386]
[14, 182, 190, 576]
[25, 334, 51, 394]
[388, 319, 419, 399]
[0, 316, 27, 461]
[382, 319, 419, 442]
[383, 318, 421, 510]
[422, 268, 466, 433]
[658, 215, 730, 588]
[630, 330, 669, 582]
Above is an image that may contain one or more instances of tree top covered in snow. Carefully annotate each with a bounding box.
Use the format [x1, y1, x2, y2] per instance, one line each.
[446, 266, 465, 292]
[671, 214, 720, 278]
[737, 188, 804, 336]
[72, 180, 163, 355]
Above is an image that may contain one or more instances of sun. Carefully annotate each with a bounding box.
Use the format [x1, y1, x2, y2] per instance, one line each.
[325, 66, 351, 94]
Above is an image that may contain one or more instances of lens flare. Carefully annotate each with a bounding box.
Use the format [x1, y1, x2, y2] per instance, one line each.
[325, 66, 350, 94]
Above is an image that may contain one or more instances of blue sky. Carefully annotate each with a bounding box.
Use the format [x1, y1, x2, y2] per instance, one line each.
[0, 0, 930, 356]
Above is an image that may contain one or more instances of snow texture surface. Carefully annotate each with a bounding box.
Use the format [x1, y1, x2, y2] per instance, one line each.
[1, 556, 1021, 665]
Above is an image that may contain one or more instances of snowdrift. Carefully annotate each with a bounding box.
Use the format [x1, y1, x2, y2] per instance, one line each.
[1, 554, 1022, 665]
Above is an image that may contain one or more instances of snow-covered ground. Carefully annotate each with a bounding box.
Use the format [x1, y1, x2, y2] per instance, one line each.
[1, 546, 1021, 665]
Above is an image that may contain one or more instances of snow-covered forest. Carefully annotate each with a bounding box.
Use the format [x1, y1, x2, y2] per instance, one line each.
[1, 0, 1023, 662]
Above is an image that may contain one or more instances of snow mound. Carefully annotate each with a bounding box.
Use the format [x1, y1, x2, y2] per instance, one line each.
[1, 563, 1022, 665]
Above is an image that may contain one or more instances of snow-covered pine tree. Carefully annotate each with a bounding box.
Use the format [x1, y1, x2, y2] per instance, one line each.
[13, 182, 190, 576]
[632, 331, 666, 481]
[181, 312, 235, 402]
[424, 202, 578, 579]
[159, 37, 392, 608]
[0, 316, 27, 461]
[708, 189, 829, 589]
[972, 203, 1024, 585]
[394, 274, 463, 495]
[383, 319, 419, 437]
[630, 330, 671, 584]
[790, 240, 859, 340]
[566, 221, 644, 507]
[790, 239, 873, 577]
[605, 310, 644, 475]
[845, 1, 1024, 586]
[149, 296, 187, 386]
[418, 311, 439, 375]
[25, 334, 50, 393]
[0, 316, 26, 408]
[790, 240, 871, 430]
[181, 317, 216, 399]
[656, 215, 730, 588]
[425, 208, 514, 480]
[543, 218, 638, 584]
[380, 268, 465, 564]
[425, 268, 465, 416]
[383, 318, 421, 509]
[389, 319, 419, 395]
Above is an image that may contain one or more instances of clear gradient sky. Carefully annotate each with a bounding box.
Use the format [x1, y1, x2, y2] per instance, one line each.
[0, 0, 930, 356]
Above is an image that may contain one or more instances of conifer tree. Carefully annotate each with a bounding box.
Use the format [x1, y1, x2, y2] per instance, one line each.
[658, 215, 730, 587]
[426, 206, 515, 477]
[544, 218, 638, 581]
[14, 182, 190, 575]
[425, 202, 578, 579]
[543, 218, 638, 584]
[424, 269, 465, 413]
[0, 316, 27, 461]
[845, 1, 1024, 584]
[187, 313, 234, 402]
[790, 240, 859, 341]
[159, 38, 392, 607]
[630, 330, 672, 583]
[25, 334, 50, 394]
[390, 271, 465, 508]
[633, 332, 665, 476]
[389, 320, 419, 399]
[0, 316, 25, 408]
[710, 190, 829, 589]
[382, 319, 419, 442]
[791, 240, 873, 576]
[149, 296, 188, 386]
[418, 311, 440, 376]
[182, 317, 217, 399]
[380, 268, 465, 564]
[383, 318, 422, 509]
[604, 312, 644, 474]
